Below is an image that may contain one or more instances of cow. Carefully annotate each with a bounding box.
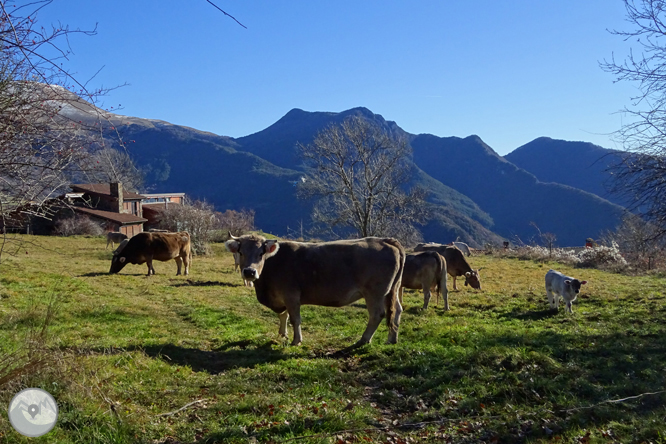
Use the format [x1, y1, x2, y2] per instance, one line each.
[545, 269, 587, 313]
[414, 243, 482, 290]
[106, 231, 128, 250]
[449, 241, 471, 257]
[225, 234, 405, 346]
[401, 251, 449, 310]
[109, 231, 192, 276]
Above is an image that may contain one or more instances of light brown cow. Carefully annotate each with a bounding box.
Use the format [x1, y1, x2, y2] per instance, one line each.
[110, 231, 192, 276]
[106, 231, 128, 250]
[401, 251, 449, 310]
[414, 244, 482, 290]
[225, 234, 405, 346]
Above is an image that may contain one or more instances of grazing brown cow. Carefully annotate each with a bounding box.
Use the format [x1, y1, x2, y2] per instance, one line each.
[401, 251, 449, 310]
[110, 231, 191, 276]
[225, 234, 405, 346]
[106, 231, 128, 250]
[414, 244, 482, 290]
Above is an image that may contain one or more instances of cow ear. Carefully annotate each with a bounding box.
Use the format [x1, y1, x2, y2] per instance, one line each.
[225, 240, 240, 253]
[120, 257, 126, 263]
[564, 279, 571, 285]
[580, 280, 588, 285]
[265, 240, 280, 258]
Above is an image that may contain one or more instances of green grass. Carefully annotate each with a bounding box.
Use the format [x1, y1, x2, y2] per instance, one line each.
[0, 235, 665, 443]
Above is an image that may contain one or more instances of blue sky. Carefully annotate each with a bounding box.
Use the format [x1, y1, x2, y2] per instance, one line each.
[34, 1, 638, 156]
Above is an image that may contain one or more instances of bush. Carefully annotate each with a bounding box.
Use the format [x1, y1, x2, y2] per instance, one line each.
[216, 209, 255, 237]
[577, 242, 628, 269]
[158, 198, 216, 255]
[54, 216, 104, 236]
[491, 243, 629, 271]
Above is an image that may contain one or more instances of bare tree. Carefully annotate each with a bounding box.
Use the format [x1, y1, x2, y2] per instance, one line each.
[216, 208, 254, 237]
[0, 1, 139, 257]
[297, 116, 429, 245]
[603, 213, 665, 270]
[601, 0, 666, 238]
[158, 197, 217, 255]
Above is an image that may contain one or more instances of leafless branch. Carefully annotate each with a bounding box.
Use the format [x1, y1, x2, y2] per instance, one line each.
[205, 0, 247, 29]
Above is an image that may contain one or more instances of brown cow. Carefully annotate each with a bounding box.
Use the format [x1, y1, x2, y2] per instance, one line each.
[110, 231, 191, 276]
[414, 244, 482, 290]
[106, 231, 128, 250]
[225, 234, 405, 346]
[401, 251, 449, 310]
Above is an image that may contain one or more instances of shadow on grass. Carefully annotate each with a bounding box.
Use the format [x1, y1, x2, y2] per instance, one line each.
[170, 279, 241, 288]
[499, 307, 559, 321]
[79, 272, 112, 277]
[353, 324, 666, 443]
[136, 341, 286, 373]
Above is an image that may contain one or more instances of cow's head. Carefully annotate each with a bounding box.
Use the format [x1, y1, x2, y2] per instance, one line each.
[464, 267, 483, 290]
[564, 278, 587, 295]
[109, 239, 130, 274]
[225, 233, 279, 282]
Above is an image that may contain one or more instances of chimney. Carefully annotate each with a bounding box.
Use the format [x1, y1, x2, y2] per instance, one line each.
[110, 182, 124, 213]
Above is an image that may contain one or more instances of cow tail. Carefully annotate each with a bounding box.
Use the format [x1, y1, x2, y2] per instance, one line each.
[435, 253, 443, 305]
[384, 239, 405, 332]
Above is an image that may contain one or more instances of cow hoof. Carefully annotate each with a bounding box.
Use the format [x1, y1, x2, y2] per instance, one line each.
[290, 340, 302, 346]
[353, 339, 370, 347]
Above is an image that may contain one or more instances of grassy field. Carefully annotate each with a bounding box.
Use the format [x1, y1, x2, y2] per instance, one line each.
[0, 234, 665, 443]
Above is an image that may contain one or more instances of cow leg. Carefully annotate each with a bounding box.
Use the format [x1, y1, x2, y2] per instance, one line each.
[547, 288, 557, 310]
[182, 252, 190, 276]
[442, 283, 450, 311]
[287, 304, 302, 346]
[452, 275, 458, 291]
[565, 299, 574, 314]
[358, 295, 385, 345]
[398, 287, 404, 305]
[106, 240, 111, 250]
[174, 257, 183, 275]
[278, 310, 289, 338]
[386, 294, 403, 345]
[146, 259, 155, 276]
[422, 281, 431, 310]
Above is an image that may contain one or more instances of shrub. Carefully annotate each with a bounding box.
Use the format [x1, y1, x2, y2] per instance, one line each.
[577, 242, 628, 269]
[158, 198, 216, 255]
[54, 216, 104, 236]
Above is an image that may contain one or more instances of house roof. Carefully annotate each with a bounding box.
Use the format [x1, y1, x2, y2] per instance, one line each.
[74, 207, 147, 225]
[70, 184, 145, 200]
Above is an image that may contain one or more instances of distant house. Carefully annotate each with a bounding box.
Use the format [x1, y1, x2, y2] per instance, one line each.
[67, 183, 148, 237]
[141, 192, 186, 231]
[3, 183, 185, 236]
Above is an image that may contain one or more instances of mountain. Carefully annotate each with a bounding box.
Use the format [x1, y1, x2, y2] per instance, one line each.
[112, 120, 315, 236]
[235, 107, 502, 245]
[410, 134, 627, 246]
[57, 92, 626, 246]
[504, 137, 629, 207]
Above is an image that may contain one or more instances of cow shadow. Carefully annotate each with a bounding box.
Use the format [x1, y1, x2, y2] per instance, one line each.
[79, 272, 110, 277]
[500, 308, 559, 321]
[120, 341, 286, 374]
[170, 280, 241, 288]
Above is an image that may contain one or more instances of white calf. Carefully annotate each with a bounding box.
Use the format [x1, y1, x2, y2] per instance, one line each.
[545, 269, 587, 313]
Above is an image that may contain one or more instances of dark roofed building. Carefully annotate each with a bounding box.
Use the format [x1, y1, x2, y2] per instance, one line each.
[67, 182, 147, 237]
